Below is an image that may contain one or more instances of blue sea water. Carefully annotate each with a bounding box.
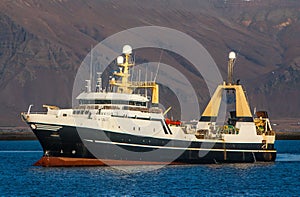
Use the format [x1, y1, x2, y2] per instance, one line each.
[0, 140, 299, 196]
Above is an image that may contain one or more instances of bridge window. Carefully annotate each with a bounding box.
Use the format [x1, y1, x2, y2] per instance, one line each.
[95, 100, 111, 104]
[79, 99, 146, 106]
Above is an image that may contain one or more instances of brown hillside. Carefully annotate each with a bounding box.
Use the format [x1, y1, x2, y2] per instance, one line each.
[0, 0, 299, 126]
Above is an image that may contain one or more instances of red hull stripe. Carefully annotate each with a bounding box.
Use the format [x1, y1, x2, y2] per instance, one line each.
[34, 156, 185, 167]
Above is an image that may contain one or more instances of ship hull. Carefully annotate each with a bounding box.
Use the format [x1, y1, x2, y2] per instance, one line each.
[30, 123, 276, 167]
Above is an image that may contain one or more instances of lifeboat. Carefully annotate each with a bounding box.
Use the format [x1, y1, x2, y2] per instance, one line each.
[165, 118, 181, 126]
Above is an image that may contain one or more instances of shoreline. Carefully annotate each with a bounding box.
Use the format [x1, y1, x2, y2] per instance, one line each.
[275, 132, 300, 140]
[0, 131, 37, 140]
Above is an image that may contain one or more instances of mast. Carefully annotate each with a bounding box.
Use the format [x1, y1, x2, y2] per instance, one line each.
[110, 45, 134, 93]
[109, 45, 160, 104]
[227, 51, 236, 85]
[86, 46, 94, 93]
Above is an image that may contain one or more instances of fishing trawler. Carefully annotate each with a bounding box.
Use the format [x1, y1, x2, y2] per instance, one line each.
[21, 45, 276, 166]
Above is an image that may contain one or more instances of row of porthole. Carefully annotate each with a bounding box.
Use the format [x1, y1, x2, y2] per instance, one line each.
[117, 126, 156, 132]
[132, 127, 141, 131]
[73, 110, 89, 115]
[72, 111, 115, 116]
[114, 126, 141, 131]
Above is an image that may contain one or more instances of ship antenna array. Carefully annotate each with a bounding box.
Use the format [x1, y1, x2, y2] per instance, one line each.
[109, 45, 160, 104]
[90, 45, 94, 92]
[130, 53, 136, 82]
[145, 64, 148, 97]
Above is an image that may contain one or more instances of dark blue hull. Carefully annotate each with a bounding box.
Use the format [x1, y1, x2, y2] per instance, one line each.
[30, 123, 276, 166]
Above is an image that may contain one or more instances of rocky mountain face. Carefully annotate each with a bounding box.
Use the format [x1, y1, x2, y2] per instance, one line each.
[0, 0, 299, 126]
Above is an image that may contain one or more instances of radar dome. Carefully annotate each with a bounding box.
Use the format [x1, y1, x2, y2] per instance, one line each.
[229, 52, 236, 60]
[122, 45, 132, 55]
[117, 56, 124, 64]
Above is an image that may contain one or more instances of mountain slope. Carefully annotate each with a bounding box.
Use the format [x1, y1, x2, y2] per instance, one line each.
[0, 0, 299, 126]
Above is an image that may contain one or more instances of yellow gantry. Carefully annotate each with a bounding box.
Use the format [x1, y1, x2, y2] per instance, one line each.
[201, 83, 252, 118]
[201, 51, 253, 120]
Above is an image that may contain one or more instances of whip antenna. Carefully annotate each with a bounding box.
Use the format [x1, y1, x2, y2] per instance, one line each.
[154, 50, 163, 82]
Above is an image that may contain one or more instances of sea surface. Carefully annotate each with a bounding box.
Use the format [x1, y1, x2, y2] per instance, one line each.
[0, 140, 299, 196]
